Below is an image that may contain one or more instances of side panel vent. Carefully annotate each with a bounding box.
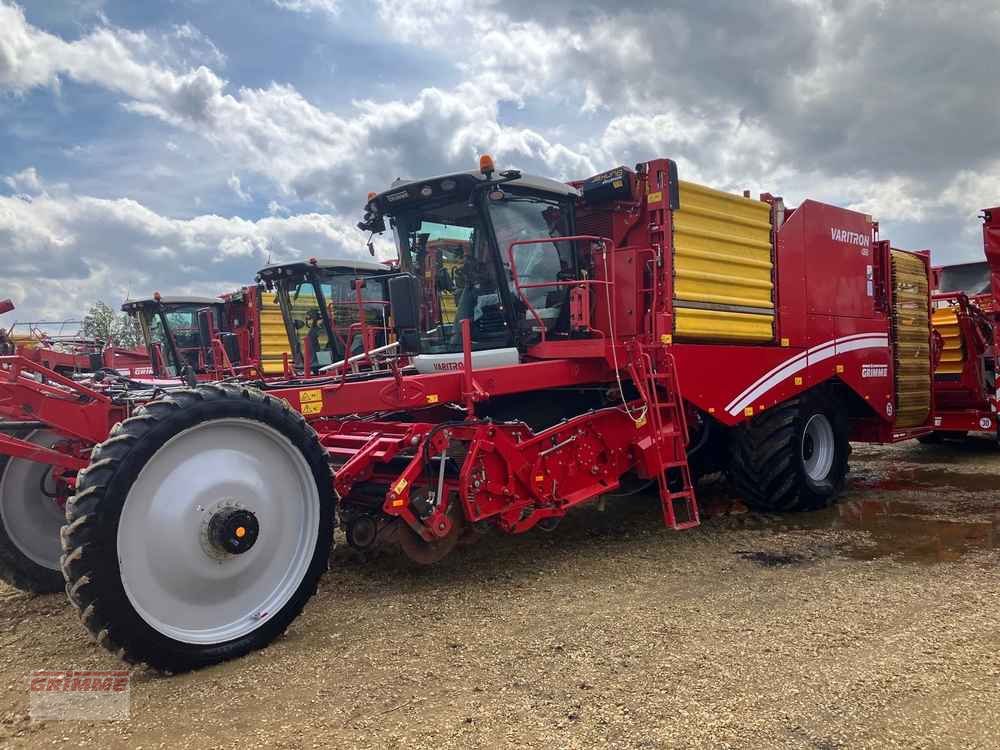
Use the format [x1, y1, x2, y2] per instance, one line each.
[890, 250, 932, 427]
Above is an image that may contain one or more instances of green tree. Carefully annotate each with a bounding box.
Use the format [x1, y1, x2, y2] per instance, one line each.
[81, 301, 143, 349]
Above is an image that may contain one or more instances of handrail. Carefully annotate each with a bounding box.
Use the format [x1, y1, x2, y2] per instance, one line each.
[506, 235, 613, 344]
[320, 340, 399, 375]
[0, 355, 111, 403]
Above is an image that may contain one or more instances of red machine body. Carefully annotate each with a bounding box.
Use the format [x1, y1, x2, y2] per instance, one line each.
[0, 163, 936, 523]
[292, 161, 931, 437]
[923, 212, 999, 439]
[0, 298, 150, 376]
[250, 158, 936, 548]
[590, 174, 928, 442]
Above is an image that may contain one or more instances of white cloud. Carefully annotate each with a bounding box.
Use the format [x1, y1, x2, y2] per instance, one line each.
[168, 22, 226, 68]
[0, 169, 374, 320]
[0, 3, 226, 113]
[271, 0, 340, 15]
[227, 174, 251, 202]
[3, 166, 42, 194]
[0, 2, 591, 210]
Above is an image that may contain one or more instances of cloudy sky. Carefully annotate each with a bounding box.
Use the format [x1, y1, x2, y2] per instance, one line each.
[2, 0, 999, 322]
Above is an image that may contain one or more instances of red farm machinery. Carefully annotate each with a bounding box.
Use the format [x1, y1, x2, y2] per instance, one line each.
[48, 155, 945, 672]
[922, 210, 1000, 443]
[0, 260, 392, 593]
[0, 298, 148, 377]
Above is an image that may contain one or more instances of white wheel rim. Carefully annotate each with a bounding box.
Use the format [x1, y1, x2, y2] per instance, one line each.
[117, 418, 320, 645]
[801, 414, 835, 482]
[0, 429, 65, 571]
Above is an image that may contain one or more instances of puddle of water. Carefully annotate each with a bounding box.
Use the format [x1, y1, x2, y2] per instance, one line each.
[737, 550, 807, 567]
[823, 465, 1000, 561]
[851, 467, 1000, 493]
[698, 468, 1000, 564]
[799, 496, 1000, 563]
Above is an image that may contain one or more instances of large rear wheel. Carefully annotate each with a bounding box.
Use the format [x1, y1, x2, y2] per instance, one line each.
[728, 391, 850, 513]
[61, 384, 334, 672]
[0, 429, 67, 593]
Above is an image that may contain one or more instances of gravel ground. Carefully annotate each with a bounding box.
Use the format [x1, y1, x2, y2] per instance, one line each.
[1, 437, 999, 749]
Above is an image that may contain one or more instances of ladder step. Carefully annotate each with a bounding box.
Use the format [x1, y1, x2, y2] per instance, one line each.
[672, 520, 701, 531]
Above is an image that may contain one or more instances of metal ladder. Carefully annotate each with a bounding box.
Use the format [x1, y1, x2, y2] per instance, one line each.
[628, 346, 700, 530]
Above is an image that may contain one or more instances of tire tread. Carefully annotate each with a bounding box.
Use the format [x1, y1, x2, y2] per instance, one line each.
[61, 384, 334, 672]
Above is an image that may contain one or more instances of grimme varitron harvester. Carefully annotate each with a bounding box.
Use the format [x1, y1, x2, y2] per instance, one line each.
[59, 156, 938, 671]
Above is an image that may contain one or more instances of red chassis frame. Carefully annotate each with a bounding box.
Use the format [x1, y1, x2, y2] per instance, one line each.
[0, 356, 119, 482]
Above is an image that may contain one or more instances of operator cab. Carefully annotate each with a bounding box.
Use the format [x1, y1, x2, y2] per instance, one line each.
[256, 258, 393, 373]
[122, 295, 224, 381]
[936, 261, 992, 299]
[359, 158, 580, 371]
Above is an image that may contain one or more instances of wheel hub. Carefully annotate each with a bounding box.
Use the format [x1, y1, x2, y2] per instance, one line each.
[801, 414, 835, 482]
[803, 434, 815, 461]
[208, 508, 259, 555]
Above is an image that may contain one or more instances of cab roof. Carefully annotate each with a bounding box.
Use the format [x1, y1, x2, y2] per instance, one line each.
[937, 261, 991, 296]
[121, 296, 221, 312]
[256, 257, 392, 281]
[372, 170, 580, 210]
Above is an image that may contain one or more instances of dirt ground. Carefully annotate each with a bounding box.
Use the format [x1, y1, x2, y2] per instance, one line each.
[1, 437, 999, 749]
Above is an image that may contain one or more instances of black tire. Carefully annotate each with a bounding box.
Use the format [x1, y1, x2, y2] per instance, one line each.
[60, 383, 334, 672]
[728, 391, 850, 513]
[0, 428, 66, 594]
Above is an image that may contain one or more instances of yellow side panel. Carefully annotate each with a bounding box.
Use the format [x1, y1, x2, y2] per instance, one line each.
[673, 307, 776, 343]
[931, 306, 965, 375]
[890, 251, 931, 427]
[673, 180, 774, 343]
[258, 291, 300, 375]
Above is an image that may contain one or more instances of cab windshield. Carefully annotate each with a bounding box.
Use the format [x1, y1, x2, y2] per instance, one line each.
[281, 273, 390, 371]
[390, 189, 573, 354]
[143, 304, 218, 376]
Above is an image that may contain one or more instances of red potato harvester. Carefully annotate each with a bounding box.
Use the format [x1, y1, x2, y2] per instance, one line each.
[51, 155, 952, 672]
